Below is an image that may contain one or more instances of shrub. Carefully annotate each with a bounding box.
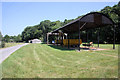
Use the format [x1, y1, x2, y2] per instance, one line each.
[0, 41, 5, 48]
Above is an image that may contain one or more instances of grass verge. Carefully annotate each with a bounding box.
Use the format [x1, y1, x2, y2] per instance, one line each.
[2, 43, 24, 48]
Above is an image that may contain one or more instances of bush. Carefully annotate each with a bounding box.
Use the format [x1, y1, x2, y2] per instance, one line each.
[0, 41, 5, 48]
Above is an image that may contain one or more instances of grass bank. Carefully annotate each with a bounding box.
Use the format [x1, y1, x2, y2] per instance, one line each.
[2, 43, 118, 78]
[4, 43, 24, 48]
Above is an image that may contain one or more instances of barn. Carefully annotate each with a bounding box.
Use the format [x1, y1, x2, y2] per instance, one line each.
[47, 12, 116, 51]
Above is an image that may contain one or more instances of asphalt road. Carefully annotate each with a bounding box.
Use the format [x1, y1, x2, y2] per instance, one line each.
[0, 43, 29, 64]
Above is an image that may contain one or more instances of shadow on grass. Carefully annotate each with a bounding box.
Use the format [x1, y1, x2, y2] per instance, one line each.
[48, 45, 75, 51]
[41, 42, 46, 44]
[80, 47, 90, 50]
[48, 44, 97, 51]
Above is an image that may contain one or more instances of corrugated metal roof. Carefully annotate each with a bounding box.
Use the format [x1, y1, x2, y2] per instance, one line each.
[51, 12, 114, 33]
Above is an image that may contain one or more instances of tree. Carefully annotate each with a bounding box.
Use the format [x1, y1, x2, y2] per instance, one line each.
[111, 2, 120, 16]
[111, 1, 120, 43]
[14, 34, 22, 42]
[101, 6, 112, 16]
[21, 26, 32, 42]
[99, 1, 120, 43]
[0, 31, 5, 48]
[3, 35, 10, 42]
[38, 20, 51, 42]
[63, 19, 74, 25]
[0, 31, 2, 41]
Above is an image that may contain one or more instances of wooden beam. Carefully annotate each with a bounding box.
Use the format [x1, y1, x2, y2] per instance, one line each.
[97, 28, 100, 48]
[68, 33, 70, 49]
[57, 33, 58, 46]
[78, 20, 81, 51]
[47, 33, 49, 44]
[113, 25, 116, 49]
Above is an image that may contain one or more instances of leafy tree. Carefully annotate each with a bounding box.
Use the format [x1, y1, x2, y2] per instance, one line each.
[111, 1, 120, 43]
[111, 2, 120, 16]
[99, 1, 120, 43]
[0, 31, 2, 41]
[63, 19, 74, 25]
[14, 34, 22, 42]
[37, 20, 52, 42]
[0, 31, 5, 48]
[3, 35, 10, 42]
[51, 20, 62, 30]
[101, 6, 112, 16]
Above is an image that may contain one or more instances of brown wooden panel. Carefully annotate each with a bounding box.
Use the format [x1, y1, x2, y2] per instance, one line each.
[94, 14, 102, 25]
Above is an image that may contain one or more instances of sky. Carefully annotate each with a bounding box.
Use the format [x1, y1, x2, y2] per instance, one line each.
[1, 2, 118, 36]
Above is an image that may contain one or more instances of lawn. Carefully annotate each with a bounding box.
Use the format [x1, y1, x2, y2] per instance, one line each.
[1, 43, 118, 78]
[0, 42, 24, 49]
[3, 43, 24, 48]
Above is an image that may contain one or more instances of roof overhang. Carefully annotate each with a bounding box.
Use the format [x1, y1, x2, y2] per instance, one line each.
[51, 12, 114, 33]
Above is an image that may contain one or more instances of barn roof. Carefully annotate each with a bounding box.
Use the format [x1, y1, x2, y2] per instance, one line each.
[51, 12, 114, 33]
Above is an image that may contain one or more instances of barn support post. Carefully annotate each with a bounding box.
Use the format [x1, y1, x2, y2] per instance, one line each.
[62, 33, 63, 47]
[87, 30, 88, 43]
[68, 33, 70, 49]
[86, 30, 88, 44]
[66, 34, 68, 39]
[113, 25, 116, 49]
[57, 33, 58, 46]
[78, 20, 81, 51]
[63, 34, 65, 39]
[97, 28, 100, 48]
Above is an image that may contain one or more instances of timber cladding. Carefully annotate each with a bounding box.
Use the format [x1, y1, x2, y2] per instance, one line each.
[94, 13, 102, 25]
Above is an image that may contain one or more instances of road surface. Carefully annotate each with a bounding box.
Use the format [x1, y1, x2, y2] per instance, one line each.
[0, 43, 29, 64]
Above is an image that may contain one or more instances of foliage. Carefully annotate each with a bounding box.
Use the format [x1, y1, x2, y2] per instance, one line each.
[1, 41, 5, 48]
[0, 31, 5, 48]
[21, 26, 41, 42]
[3, 35, 10, 42]
[111, 1, 120, 16]
[0, 31, 2, 41]
[4, 43, 24, 48]
[3, 34, 22, 43]
[15, 34, 22, 42]
[100, 1, 120, 43]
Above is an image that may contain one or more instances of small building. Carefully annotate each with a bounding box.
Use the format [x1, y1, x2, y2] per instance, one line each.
[29, 39, 41, 43]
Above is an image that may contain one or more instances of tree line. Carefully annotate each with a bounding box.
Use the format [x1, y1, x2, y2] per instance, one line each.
[1, 1, 120, 44]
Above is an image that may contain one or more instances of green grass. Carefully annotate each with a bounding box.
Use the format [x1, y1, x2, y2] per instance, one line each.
[2, 43, 118, 78]
[3, 43, 24, 48]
